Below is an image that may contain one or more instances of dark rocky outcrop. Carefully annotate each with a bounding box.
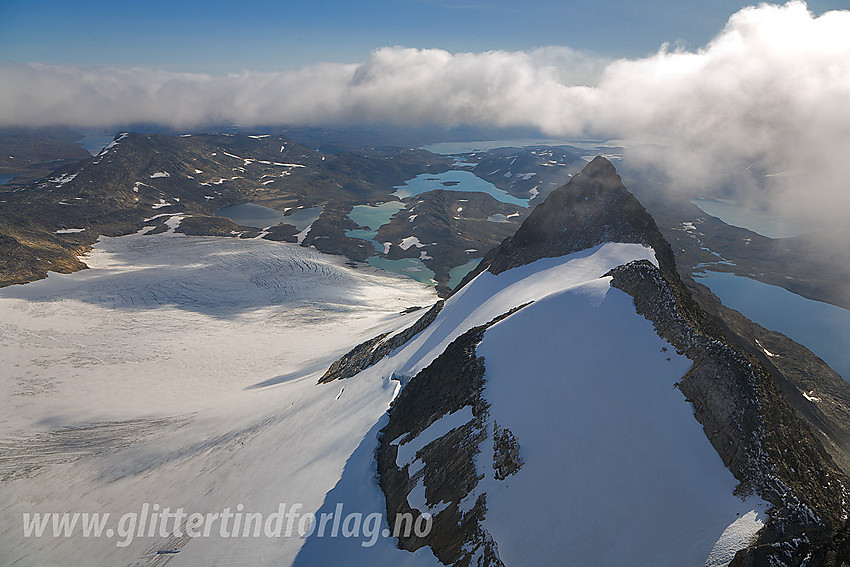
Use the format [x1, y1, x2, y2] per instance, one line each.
[608, 260, 850, 564]
[319, 301, 444, 383]
[378, 323, 493, 565]
[377, 303, 531, 567]
[455, 156, 677, 291]
[492, 423, 523, 481]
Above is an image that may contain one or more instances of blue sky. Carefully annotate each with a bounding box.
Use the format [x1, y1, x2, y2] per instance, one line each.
[0, 0, 845, 73]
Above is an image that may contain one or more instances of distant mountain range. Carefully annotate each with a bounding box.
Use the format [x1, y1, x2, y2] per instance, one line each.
[0, 131, 547, 294]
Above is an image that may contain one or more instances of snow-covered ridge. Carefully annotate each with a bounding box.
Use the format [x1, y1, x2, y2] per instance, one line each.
[385, 242, 658, 377]
[473, 276, 766, 566]
[372, 240, 766, 567]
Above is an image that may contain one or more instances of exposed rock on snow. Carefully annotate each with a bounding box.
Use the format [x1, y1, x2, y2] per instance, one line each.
[319, 301, 444, 383]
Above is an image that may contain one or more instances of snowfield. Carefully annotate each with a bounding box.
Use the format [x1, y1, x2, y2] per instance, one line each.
[1, 231, 765, 566]
[385, 242, 660, 377]
[474, 279, 766, 566]
[0, 228, 439, 566]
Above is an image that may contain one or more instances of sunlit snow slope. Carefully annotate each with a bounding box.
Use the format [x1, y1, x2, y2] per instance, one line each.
[475, 274, 765, 566]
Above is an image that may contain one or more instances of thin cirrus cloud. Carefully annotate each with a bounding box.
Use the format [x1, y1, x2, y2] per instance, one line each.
[1, 1, 848, 225]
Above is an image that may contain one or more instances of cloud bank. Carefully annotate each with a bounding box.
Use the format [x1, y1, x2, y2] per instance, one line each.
[1, 1, 848, 225]
[0, 47, 605, 131]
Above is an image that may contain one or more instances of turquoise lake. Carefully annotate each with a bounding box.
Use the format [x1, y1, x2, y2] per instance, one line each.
[342, 184, 515, 287]
[345, 202, 436, 284]
[448, 258, 482, 289]
[366, 256, 436, 285]
[345, 202, 406, 252]
[348, 202, 406, 232]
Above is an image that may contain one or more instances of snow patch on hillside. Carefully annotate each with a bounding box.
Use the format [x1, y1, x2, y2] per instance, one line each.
[50, 172, 77, 186]
[400, 236, 424, 250]
[704, 510, 766, 567]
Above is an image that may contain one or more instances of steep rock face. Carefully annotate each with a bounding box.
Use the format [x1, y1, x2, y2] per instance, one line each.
[378, 322, 494, 566]
[456, 156, 676, 290]
[377, 304, 531, 567]
[361, 158, 850, 566]
[607, 261, 849, 562]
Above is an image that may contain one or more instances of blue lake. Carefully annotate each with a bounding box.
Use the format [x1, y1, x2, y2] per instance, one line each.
[366, 256, 436, 285]
[448, 258, 482, 289]
[77, 132, 120, 155]
[695, 271, 850, 381]
[393, 170, 528, 207]
[216, 203, 321, 231]
[691, 198, 818, 239]
[347, 202, 406, 232]
[0, 176, 15, 185]
[282, 207, 323, 231]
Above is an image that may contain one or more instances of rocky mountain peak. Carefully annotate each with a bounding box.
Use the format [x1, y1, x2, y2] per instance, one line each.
[457, 156, 677, 289]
